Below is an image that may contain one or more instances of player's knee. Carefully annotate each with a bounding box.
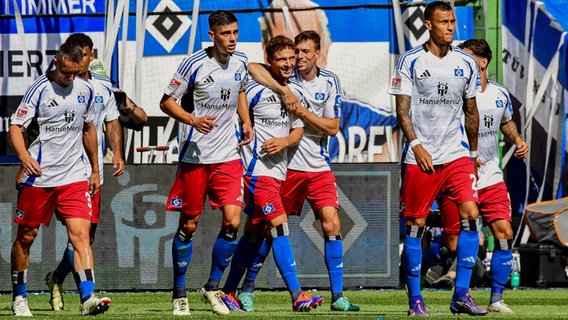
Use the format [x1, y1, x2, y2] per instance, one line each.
[179, 219, 198, 234]
[320, 218, 340, 235]
[221, 219, 240, 232]
[458, 202, 479, 220]
[17, 228, 39, 247]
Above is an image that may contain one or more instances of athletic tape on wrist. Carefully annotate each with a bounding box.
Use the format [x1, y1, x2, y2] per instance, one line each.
[409, 139, 421, 148]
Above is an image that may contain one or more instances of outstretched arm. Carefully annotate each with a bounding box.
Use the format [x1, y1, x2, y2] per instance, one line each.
[396, 95, 434, 174]
[119, 94, 148, 128]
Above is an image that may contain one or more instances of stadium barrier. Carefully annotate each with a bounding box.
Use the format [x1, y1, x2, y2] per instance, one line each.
[0, 163, 399, 291]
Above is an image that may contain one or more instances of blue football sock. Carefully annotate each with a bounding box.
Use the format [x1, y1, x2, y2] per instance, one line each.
[271, 224, 301, 295]
[54, 242, 75, 283]
[490, 249, 512, 303]
[172, 229, 194, 294]
[403, 235, 423, 303]
[324, 235, 344, 302]
[422, 242, 441, 272]
[454, 229, 479, 299]
[223, 232, 264, 293]
[205, 228, 238, 290]
[76, 269, 95, 301]
[242, 238, 271, 293]
[12, 270, 27, 299]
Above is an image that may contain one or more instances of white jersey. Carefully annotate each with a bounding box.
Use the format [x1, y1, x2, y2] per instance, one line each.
[83, 71, 120, 185]
[287, 68, 341, 172]
[476, 81, 513, 189]
[388, 44, 479, 165]
[164, 48, 248, 164]
[11, 74, 95, 188]
[241, 78, 305, 180]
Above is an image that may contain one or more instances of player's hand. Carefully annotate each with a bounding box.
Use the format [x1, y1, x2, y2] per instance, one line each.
[239, 122, 254, 147]
[112, 154, 125, 176]
[282, 88, 301, 112]
[191, 115, 218, 134]
[514, 140, 529, 160]
[413, 144, 435, 174]
[472, 157, 480, 181]
[15, 165, 24, 190]
[89, 171, 100, 196]
[261, 138, 288, 155]
[288, 102, 307, 117]
[21, 156, 42, 178]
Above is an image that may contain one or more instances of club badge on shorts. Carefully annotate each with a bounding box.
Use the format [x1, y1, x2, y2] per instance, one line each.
[262, 203, 275, 215]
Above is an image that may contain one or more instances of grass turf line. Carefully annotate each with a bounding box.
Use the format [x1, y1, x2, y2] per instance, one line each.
[2, 288, 568, 319]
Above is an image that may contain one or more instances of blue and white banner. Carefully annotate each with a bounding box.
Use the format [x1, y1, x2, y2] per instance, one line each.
[1, 1, 474, 163]
[502, 0, 568, 216]
[116, 0, 473, 163]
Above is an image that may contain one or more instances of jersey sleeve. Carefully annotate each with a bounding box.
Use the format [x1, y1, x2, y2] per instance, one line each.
[388, 55, 413, 96]
[84, 83, 96, 124]
[103, 86, 120, 122]
[239, 54, 249, 92]
[10, 93, 38, 128]
[324, 73, 342, 119]
[464, 56, 479, 99]
[164, 56, 196, 99]
[290, 112, 305, 129]
[501, 88, 514, 124]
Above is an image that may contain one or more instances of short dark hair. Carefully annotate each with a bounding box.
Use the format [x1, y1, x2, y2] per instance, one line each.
[55, 42, 84, 63]
[65, 33, 93, 50]
[424, 1, 453, 21]
[295, 30, 321, 51]
[458, 39, 492, 64]
[265, 35, 295, 59]
[208, 10, 238, 31]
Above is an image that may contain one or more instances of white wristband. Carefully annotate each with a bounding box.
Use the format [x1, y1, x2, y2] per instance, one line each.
[409, 139, 421, 148]
[470, 151, 478, 158]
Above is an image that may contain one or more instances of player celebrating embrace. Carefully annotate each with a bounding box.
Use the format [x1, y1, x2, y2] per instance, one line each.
[159, 10, 252, 316]
[221, 35, 324, 313]
[241, 30, 359, 312]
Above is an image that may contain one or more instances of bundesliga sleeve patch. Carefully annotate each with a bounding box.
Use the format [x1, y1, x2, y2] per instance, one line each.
[15, 108, 28, 120]
[168, 78, 181, 91]
[391, 77, 401, 89]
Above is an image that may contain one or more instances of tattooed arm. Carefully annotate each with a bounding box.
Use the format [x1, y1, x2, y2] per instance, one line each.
[396, 95, 434, 174]
[500, 120, 529, 159]
[463, 96, 480, 175]
[463, 97, 479, 154]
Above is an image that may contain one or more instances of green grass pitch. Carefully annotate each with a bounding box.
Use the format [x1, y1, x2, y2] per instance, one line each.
[2, 288, 568, 319]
